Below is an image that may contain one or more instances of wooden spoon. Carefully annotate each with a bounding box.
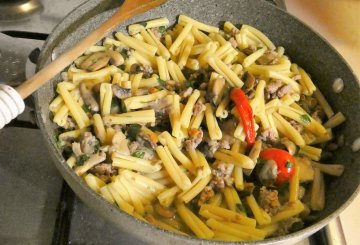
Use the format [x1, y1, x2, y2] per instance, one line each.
[15, 0, 168, 99]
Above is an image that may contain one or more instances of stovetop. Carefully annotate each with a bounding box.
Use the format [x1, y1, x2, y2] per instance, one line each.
[0, 1, 345, 245]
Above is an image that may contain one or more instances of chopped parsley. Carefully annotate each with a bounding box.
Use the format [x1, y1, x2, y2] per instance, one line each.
[94, 139, 100, 153]
[157, 78, 166, 86]
[285, 161, 293, 168]
[78, 154, 90, 165]
[184, 80, 196, 88]
[54, 134, 64, 151]
[127, 124, 142, 141]
[299, 114, 311, 125]
[120, 48, 129, 59]
[132, 150, 145, 159]
[118, 64, 126, 70]
[236, 203, 247, 214]
[82, 104, 91, 113]
[139, 21, 147, 27]
[159, 26, 166, 34]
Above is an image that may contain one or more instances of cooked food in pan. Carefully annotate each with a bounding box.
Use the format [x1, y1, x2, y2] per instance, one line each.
[50, 15, 345, 241]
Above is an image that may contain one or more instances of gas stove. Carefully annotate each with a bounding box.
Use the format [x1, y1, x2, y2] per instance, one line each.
[0, 1, 348, 244]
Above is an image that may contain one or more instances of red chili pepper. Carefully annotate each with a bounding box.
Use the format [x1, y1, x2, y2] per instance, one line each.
[260, 148, 295, 185]
[230, 88, 256, 145]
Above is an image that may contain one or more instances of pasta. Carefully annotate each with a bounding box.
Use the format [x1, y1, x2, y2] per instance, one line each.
[50, 15, 345, 241]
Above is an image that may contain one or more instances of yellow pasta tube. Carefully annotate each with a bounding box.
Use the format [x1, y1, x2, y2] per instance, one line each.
[216, 150, 255, 169]
[200, 204, 256, 227]
[128, 17, 169, 35]
[299, 67, 316, 95]
[267, 70, 300, 92]
[215, 97, 230, 118]
[84, 173, 106, 193]
[146, 29, 171, 60]
[323, 112, 346, 129]
[100, 185, 115, 204]
[180, 89, 201, 128]
[191, 27, 212, 44]
[156, 56, 170, 81]
[157, 186, 181, 207]
[223, 187, 242, 212]
[178, 174, 212, 203]
[164, 34, 172, 49]
[99, 83, 113, 116]
[102, 109, 155, 125]
[73, 65, 120, 85]
[115, 32, 157, 56]
[156, 146, 192, 190]
[245, 195, 271, 225]
[131, 72, 143, 95]
[273, 112, 306, 145]
[242, 47, 267, 68]
[271, 200, 305, 223]
[289, 163, 300, 203]
[57, 82, 89, 128]
[242, 25, 275, 50]
[158, 131, 195, 173]
[132, 50, 156, 67]
[124, 90, 168, 110]
[112, 154, 161, 173]
[49, 95, 64, 113]
[107, 183, 135, 215]
[298, 145, 322, 161]
[167, 60, 186, 83]
[169, 22, 193, 55]
[212, 231, 244, 241]
[207, 56, 244, 87]
[206, 219, 264, 241]
[53, 105, 69, 127]
[92, 113, 106, 144]
[178, 36, 194, 68]
[205, 103, 223, 140]
[179, 15, 219, 33]
[176, 203, 214, 239]
[313, 89, 334, 119]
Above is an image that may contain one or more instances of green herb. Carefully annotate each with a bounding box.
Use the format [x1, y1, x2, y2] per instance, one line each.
[127, 124, 142, 141]
[157, 78, 166, 86]
[285, 161, 293, 168]
[111, 98, 120, 109]
[118, 64, 126, 70]
[120, 100, 128, 113]
[184, 80, 196, 88]
[82, 104, 91, 113]
[132, 150, 145, 159]
[256, 158, 267, 166]
[120, 49, 129, 59]
[159, 26, 166, 34]
[54, 134, 64, 151]
[94, 139, 100, 153]
[139, 21, 147, 27]
[78, 154, 90, 165]
[299, 114, 311, 125]
[236, 203, 247, 215]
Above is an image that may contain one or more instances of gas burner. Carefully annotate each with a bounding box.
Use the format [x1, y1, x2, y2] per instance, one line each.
[0, 0, 42, 22]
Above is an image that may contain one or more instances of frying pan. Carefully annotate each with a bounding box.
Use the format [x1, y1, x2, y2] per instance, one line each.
[34, 0, 360, 244]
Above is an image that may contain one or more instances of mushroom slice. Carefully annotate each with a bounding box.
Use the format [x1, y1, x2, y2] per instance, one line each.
[107, 50, 124, 66]
[112, 84, 132, 99]
[80, 82, 99, 112]
[258, 160, 278, 186]
[79, 51, 109, 71]
[75, 152, 106, 176]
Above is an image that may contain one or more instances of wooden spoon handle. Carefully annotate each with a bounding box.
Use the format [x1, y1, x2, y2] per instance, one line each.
[15, 0, 167, 99]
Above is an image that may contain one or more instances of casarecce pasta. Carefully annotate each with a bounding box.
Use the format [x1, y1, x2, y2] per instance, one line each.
[51, 15, 346, 241]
